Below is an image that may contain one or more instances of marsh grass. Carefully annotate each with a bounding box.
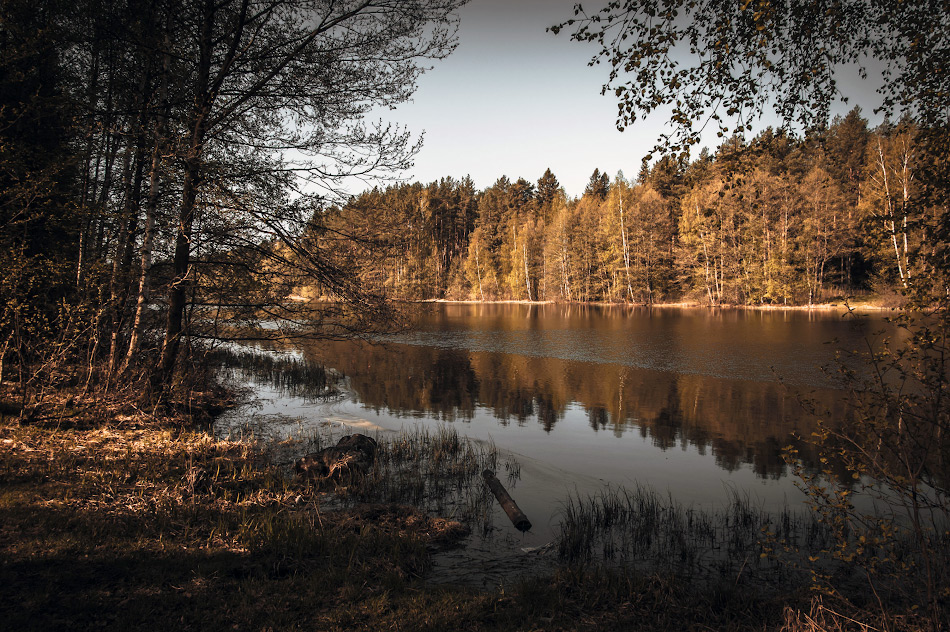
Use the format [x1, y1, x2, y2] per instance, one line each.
[211, 346, 506, 532]
[553, 486, 945, 628]
[210, 346, 343, 402]
[556, 484, 840, 590]
[301, 426, 504, 534]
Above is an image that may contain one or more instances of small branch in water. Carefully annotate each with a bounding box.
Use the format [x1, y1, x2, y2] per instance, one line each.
[482, 469, 531, 532]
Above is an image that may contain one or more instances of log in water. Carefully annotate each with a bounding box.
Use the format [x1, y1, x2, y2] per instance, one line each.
[482, 469, 532, 532]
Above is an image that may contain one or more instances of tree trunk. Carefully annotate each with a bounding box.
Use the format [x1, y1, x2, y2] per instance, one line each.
[877, 140, 908, 288]
[523, 241, 532, 301]
[157, 0, 215, 389]
[157, 156, 201, 387]
[122, 17, 170, 376]
[121, 127, 163, 375]
[619, 188, 634, 301]
[474, 243, 485, 301]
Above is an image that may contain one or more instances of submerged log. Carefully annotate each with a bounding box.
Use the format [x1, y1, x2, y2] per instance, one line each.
[296, 434, 377, 480]
[482, 469, 532, 532]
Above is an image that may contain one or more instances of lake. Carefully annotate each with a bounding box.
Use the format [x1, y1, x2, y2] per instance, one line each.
[216, 303, 890, 580]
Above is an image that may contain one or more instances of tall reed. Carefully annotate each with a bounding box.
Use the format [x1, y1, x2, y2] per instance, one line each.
[308, 426, 509, 532]
[556, 484, 831, 589]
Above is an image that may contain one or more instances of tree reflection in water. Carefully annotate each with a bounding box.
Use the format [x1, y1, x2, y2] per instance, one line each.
[295, 334, 847, 481]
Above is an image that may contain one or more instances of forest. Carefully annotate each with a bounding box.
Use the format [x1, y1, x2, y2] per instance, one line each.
[0, 0, 463, 400]
[321, 111, 934, 306]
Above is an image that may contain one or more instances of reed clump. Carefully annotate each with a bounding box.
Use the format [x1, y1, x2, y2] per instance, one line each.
[211, 346, 343, 402]
[556, 484, 835, 590]
[300, 426, 504, 533]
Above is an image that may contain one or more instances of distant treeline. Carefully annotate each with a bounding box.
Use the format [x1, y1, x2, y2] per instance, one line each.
[317, 109, 929, 306]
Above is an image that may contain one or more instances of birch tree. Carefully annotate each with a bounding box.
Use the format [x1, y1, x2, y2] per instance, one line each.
[862, 123, 919, 289]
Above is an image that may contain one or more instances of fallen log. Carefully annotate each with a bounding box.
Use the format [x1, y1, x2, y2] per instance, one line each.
[482, 469, 531, 532]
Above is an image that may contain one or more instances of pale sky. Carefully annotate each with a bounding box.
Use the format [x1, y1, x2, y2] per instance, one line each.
[374, 0, 884, 199]
[374, 0, 650, 198]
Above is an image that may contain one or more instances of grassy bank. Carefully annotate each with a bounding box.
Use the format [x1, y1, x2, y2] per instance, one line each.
[0, 387, 927, 631]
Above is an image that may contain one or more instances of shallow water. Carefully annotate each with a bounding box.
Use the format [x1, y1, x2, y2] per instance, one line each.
[215, 303, 891, 584]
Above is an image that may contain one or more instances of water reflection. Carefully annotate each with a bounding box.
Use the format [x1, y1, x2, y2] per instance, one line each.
[417, 303, 883, 387]
[223, 303, 888, 503]
[297, 333, 850, 482]
[217, 303, 896, 555]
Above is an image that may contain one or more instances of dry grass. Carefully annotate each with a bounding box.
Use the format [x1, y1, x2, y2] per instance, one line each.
[781, 595, 935, 632]
[0, 397, 466, 631]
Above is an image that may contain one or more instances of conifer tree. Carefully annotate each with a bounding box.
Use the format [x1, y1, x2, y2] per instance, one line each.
[536, 167, 561, 221]
[584, 168, 609, 201]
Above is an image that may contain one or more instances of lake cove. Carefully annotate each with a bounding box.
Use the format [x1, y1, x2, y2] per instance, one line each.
[217, 303, 889, 582]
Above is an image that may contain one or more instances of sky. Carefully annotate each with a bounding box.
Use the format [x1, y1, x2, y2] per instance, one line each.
[372, 0, 884, 199]
[373, 0, 647, 198]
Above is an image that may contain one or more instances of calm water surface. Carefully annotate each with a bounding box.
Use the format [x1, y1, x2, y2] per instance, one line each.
[217, 303, 890, 565]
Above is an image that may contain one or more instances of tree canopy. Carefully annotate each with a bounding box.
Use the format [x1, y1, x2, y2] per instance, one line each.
[324, 116, 935, 307]
[551, 0, 950, 154]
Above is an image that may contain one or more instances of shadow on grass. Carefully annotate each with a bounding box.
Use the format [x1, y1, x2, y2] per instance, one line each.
[0, 499, 435, 632]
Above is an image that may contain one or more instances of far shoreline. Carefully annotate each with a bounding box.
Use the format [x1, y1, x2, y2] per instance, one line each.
[415, 298, 899, 313]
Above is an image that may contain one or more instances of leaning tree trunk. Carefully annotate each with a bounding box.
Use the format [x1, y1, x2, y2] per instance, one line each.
[119, 128, 161, 377]
[121, 12, 171, 378]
